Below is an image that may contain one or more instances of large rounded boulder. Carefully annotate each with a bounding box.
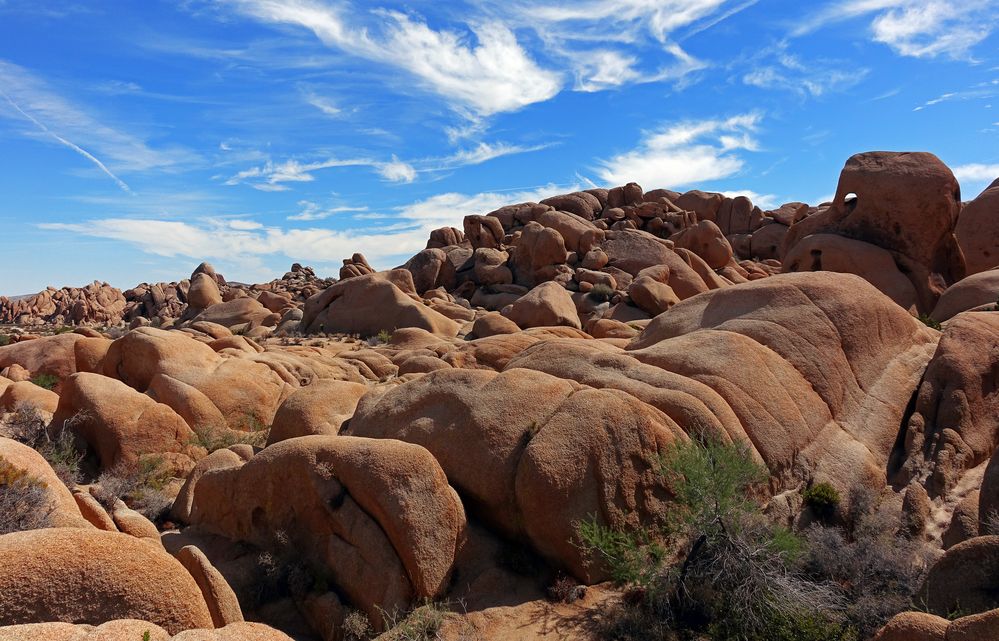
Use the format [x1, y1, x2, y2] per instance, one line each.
[783, 151, 965, 312]
[346, 367, 684, 581]
[187, 436, 466, 622]
[0, 528, 214, 633]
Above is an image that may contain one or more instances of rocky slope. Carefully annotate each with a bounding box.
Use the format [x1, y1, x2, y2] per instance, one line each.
[0, 150, 997, 640]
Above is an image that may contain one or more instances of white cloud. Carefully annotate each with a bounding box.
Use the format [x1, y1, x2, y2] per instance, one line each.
[289, 200, 369, 222]
[220, 0, 562, 116]
[438, 141, 552, 167]
[569, 44, 707, 92]
[870, 1, 993, 58]
[228, 142, 548, 191]
[951, 162, 999, 199]
[741, 44, 869, 97]
[37, 183, 576, 270]
[597, 113, 762, 189]
[571, 50, 643, 92]
[524, 0, 735, 43]
[376, 156, 417, 183]
[0, 60, 198, 176]
[913, 91, 956, 110]
[227, 219, 264, 230]
[794, 0, 997, 59]
[225, 155, 416, 190]
[953, 164, 999, 181]
[720, 190, 779, 209]
[303, 91, 342, 117]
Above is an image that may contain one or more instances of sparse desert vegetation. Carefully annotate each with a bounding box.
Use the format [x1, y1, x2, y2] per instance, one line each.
[2, 154, 999, 639]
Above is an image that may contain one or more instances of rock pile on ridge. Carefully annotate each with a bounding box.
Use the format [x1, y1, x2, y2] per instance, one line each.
[1, 150, 999, 640]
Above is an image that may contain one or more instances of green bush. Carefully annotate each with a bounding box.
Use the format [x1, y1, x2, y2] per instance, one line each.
[30, 373, 59, 390]
[93, 454, 173, 521]
[0, 334, 10, 346]
[799, 485, 929, 639]
[917, 314, 942, 330]
[588, 283, 615, 302]
[577, 438, 852, 641]
[378, 601, 449, 641]
[377, 329, 393, 344]
[190, 421, 268, 453]
[803, 482, 841, 519]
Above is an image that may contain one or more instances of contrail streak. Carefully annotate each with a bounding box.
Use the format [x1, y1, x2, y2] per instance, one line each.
[1, 91, 134, 194]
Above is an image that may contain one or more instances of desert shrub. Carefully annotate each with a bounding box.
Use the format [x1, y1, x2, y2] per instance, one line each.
[917, 314, 942, 330]
[588, 283, 615, 302]
[803, 482, 841, 519]
[342, 610, 372, 640]
[93, 454, 173, 521]
[578, 438, 852, 641]
[5, 405, 83, 487]
[378, 329, 393, 344]
[249, 530, 317, 608]
[0, 334, 10, 346]
[379, 601, 449, 641]
[191, 421, 268, 453]
[30, 373, 59, 390]
[548, 574, 586, 604]
[0, 456, 53, 534]
[797, 485, 929, 639]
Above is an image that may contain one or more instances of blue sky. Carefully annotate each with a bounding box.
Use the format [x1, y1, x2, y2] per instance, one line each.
[1, 0, 998, 294]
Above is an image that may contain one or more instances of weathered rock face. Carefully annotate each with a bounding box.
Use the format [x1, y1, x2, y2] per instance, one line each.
[628, 272, 938, 499]
[894, 314, 999, 499]
[187, 436, 467, 622]
[101, 327, 288, 432]
[265, 379, 368, 445]
[784, 233, 919, 312]
[192, 298, 277, 330]
[300, 271, 460, 338]
[0, 282, 126, 326]
[783, 152, 965, 313]
[670, 220, 733, 269]
[931, 269, 999, 322]
[0, 528, 214, 633]
[920, 536, 999, 616]
[504, 281, 581, 330]
[871, 612, 949, 641]
[51, 372, 203, 473]
[0, 333, 104, 388]
[188, 273, 223, 310]
[0, 621, 296, 641]
[346, 367, 683, 581]
[956, 178, 999, 275]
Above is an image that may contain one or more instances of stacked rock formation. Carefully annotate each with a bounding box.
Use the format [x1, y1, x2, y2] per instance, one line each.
[0, 282, 126, 326]
[0, 150, 998, 641]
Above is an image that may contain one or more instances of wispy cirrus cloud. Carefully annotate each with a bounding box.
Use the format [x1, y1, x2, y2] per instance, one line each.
[794, 0, 998, 60]
[597, 113, 763, 189]
[0, 60, 199, 179]
[224, 156, 418, 191]
[741, 44, 869, 97]
[225, 141, 550, 191]
[1, 90, 133, 193]
[38, 183, 576, 269]
[520, 0, 749, 43]
[215, 0, 562, 117]
[288, 200, 369, 222]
